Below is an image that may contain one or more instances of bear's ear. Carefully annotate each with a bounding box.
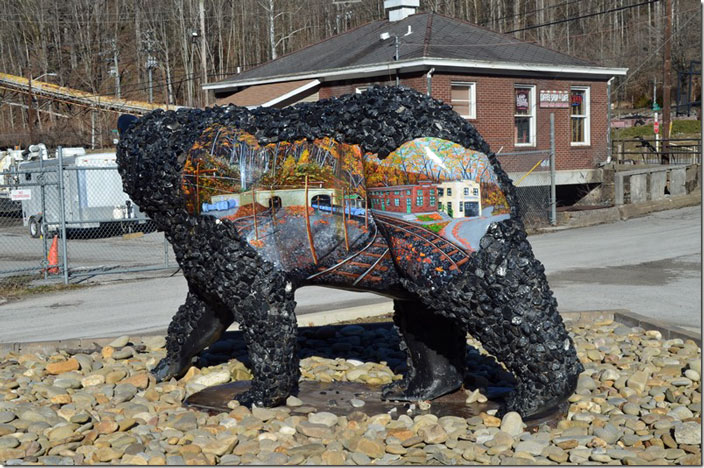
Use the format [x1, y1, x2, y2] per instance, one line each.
[117, 114, 139, 135]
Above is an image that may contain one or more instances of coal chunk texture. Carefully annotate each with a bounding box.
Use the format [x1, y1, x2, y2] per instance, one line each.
[116, 85, 582, 417]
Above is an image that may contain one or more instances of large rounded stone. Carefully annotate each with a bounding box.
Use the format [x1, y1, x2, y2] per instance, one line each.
[500, 412, 524, 436]
[674, 422, 701, 445]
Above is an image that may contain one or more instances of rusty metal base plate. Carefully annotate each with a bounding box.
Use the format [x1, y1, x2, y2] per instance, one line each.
[184, 381, 565, 428]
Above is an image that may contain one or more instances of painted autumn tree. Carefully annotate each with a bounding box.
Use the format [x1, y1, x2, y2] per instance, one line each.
[365, 137, 502, 187]
[183, 125, 247, 213]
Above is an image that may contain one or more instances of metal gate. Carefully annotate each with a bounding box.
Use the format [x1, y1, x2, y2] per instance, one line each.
[0, 147, 175, 289]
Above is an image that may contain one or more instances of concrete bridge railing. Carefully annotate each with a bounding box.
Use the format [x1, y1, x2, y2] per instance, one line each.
[614, 165, 697, 206]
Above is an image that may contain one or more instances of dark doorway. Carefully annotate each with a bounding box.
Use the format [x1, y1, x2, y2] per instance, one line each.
[464, 201, 479, 217]
[311, 194, 331, 207]
[269, 196, 282, 209]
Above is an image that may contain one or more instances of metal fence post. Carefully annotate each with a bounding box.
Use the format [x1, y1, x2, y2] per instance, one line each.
[56, 146, 69, 284]
[39, 153, 49, 279]
[164, 236, 170, 267]
[550, 113, 557, 226]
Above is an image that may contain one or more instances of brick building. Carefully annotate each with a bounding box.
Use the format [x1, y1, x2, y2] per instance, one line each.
[203, 1, 627, 194]
[368, 182, 437, 214]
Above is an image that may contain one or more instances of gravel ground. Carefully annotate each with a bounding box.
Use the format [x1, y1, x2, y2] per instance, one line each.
[0, 319, 700, 465]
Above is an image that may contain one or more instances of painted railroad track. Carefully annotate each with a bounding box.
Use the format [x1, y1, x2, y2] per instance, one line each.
[226, 208, 274, 232]
[372, 213, 470, 271]
[306, 224, 392, 286]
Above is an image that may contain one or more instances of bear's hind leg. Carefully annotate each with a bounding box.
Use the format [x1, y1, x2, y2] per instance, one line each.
[231, 272, 299, 408]
[152, 290, 233, 382]
[382, 299, 466, 402]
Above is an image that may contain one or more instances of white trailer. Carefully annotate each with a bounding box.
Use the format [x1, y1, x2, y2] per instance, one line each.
[1, 145, 87, 215]
[17, 151, 152, 237]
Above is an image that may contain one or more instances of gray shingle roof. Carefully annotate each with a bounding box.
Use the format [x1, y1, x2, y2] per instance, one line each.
[209, 13, 603, 88]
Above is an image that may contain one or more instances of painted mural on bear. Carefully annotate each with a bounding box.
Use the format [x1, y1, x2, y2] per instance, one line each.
[116, 86, 583, 419]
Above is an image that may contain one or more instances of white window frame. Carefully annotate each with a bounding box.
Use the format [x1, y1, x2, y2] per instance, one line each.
[451, 81, 477, 119]
[514, 84, 536, 147]
[570, 86, 591, 146]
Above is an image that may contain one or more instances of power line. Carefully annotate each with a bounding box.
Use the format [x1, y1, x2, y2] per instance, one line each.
[506, 0, 660, 33]
[477, 0, 588, 26]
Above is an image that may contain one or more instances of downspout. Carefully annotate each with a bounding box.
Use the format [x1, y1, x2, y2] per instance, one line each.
[426, 67, 435, 96]
[606, 77, 615, 164]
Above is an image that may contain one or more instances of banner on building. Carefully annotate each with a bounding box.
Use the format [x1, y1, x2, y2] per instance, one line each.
[539, 90, 569, 108]
[515, 89, 530, 111]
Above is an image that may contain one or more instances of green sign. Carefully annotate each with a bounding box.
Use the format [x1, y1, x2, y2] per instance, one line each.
[652, 102, 661, 111]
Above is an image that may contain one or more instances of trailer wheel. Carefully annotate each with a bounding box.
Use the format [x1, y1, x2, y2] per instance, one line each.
[29, 216, 42, 238]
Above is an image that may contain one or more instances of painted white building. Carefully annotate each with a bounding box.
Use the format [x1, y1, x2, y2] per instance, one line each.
[437, 179, 481, 218]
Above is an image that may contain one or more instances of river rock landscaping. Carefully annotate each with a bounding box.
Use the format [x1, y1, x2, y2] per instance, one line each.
[0, 318, 700, 465]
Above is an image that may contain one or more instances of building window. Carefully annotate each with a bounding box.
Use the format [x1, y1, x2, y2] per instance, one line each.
[406, 189, 411, 195]
[515, 85, 536, 146]
[473, 188, 479, 196]
[447, 188, 452, 196]
[458, 202, 463, 211]
[451, 82, 476, 119]
[438, 201, 444, 211]
[430, 196, 436, 206]
[394, 190, 399, 195]
[463, 187, 469, 196]
[356, 87, 368, 94]
[417, 189, 423, 196]
[437, 187, 444, 197]
[394, 198, 400, 207]
[416, 196, 423, 206]
[429, 189, 435, 195]
[571, 86, 590, 145]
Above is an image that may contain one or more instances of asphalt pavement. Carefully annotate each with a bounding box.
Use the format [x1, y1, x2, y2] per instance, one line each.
[0, 205, 700, 343]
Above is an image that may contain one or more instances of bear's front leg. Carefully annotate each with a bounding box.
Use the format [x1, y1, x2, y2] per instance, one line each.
[152, 290, 233, 382]
[232, 272, 299, 407]
[467, 220, 584, 419]
[382, 299, 466, 402]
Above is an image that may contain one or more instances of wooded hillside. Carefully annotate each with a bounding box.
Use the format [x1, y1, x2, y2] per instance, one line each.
[0, 0, 700, 147]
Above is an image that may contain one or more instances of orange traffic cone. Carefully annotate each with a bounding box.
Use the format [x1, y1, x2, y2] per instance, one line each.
[47, 235, 59, 274]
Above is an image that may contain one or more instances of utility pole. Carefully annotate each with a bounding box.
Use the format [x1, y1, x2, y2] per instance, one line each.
[199, 0, 208, 107]
[100, 40, 121, 99]
[112, 40, 121, 99]
[661, 0, 672, 163]
[394, 35, 400, 86]
[653, 78, 660, 153]
[142, 33, 158, 104]
[26, 70, 35, 144]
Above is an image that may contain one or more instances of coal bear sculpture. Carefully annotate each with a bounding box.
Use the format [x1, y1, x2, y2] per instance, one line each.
[116, 86, 583, 418]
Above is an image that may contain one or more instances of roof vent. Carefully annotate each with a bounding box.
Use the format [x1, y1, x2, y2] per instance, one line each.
[384, 0, 419, 22]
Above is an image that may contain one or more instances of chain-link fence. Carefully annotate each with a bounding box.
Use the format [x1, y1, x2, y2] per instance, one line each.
[1, 121, 558, 291]
[0, 147, 176, 290]
[495, 114, 557, 231]
[497, 150, 554, 230]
